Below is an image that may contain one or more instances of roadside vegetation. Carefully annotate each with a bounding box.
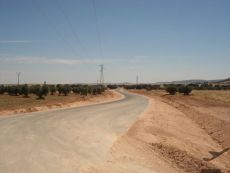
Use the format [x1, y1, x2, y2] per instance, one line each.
[0, 84, 111, 115]
[122, 82, 230, 96]
[107, 84, 118, 89]
[123, 84, 161, 90]
[178, 85, 192, 95]
[165, 85, 177, 95]
[0, 84, 106, 100]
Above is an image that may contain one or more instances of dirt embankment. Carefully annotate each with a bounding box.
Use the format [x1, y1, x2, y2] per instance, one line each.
[0, 90, 123, 116]
[133, 90, 230, 149]
[83, 90, 230, 173]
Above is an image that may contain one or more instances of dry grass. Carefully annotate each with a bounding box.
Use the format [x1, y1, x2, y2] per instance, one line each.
[134, 89, 230, 107]
[189, 90, 230, 106]
[132, 89, 230, 148]
[0, 91, 115, 115]
[0, 93, 83, 111]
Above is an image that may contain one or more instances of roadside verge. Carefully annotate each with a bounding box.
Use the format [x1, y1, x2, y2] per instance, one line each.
[0, 89, 124, 117]
[83, 90, 230, 173]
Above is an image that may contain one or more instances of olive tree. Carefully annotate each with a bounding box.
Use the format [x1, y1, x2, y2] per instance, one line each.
[62, 84, 71, 96]
[0, 85, 5, 94]
[165, 85, 177, 95]
[49, 85, 57, 95]
[21, 84, 30, 97]
[31, 84, 49, 99]
[178, 86, 192, 95]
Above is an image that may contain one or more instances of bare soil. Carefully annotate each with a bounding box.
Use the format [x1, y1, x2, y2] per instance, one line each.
[0, 90, 123, 116]
[83, 90, 230, 173]
[133, 90, 230, 149]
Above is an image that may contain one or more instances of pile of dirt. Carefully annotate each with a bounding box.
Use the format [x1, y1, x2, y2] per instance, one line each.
[150, 143, 217, 173]
[161, 99, 230, 148]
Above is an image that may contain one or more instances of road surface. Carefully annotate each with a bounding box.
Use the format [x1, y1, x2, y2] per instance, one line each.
[0, 90, 148, 173]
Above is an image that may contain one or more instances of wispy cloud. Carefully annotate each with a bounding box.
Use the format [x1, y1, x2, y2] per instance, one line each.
[0, 56, 114, 65]
[0, 40, 43, 44]
[0, 55, 150, 66]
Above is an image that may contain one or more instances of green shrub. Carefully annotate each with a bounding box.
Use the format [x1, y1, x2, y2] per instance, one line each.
[80, 85, 88, 95]
[7, 85, 21, 96]
[166, 85, 177, 95]
[56, 84, 63, 96]
[72, 85, 81, 95]
[123, 84, 161, 90]
[41, 84, 49, 96]
[21, 84, 30, 97]
[30, 84, 48, 99]
[49, 85, 57, 95]
[0, 85, 6, 94]
[62, 84, 71, 96]
[107, 84, 118, 89]
[178, 86, 192, 95]
[30, 85, 42, 99]
[72, 84, 106, 96]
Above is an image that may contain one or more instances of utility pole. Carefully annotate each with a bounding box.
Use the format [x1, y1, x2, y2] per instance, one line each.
[136, 75, 139, 85]
[99, 64, 104, 84]
[16, 72, 21, 85]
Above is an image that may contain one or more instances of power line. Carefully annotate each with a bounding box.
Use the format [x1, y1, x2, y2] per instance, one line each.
[92, 0, 104, 58]
[33, 0, 80, 58]
[54, 0, 88, 57]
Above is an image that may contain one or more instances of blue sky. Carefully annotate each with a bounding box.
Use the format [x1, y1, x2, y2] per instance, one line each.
[0, 0, 229, 84]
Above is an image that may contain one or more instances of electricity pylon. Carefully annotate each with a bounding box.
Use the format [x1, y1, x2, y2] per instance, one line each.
[17, 72, 21, 85]
[99, 64, 104, 84]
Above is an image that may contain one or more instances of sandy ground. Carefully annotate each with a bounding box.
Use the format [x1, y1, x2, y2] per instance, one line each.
[1, 89, 229, 173]
[0, 90, 123, 117]
[83, 90, 230, 173]
[0, 90, 148, 173]
[133, 90, 230, 149]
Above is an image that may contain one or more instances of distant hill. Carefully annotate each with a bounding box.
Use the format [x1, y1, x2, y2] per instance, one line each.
[156, 79, 206, 85]
[212, 78, 230, 85]
[155, 77, 230, 85]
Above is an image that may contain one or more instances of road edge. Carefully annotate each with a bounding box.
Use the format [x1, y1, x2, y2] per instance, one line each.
[0, 89, 125, 118]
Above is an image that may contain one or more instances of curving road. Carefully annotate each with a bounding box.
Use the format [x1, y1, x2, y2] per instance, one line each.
[0, 90, 148, 173]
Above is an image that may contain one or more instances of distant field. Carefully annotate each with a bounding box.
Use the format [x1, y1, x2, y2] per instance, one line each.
[136, 90, 230, 106]
[0, 90, 115, 115]
[132, 89, 230, 148]
[188, 90, 230, 106]
[0, 93, 81, 111]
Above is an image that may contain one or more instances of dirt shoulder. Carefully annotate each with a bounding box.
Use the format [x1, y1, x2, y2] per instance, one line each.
[83, 90, 230, 173]
[0, 90, 123, 116]
[132, 90, 230, 149]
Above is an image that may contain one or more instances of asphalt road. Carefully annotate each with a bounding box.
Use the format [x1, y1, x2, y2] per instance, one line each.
[0, 90, 148, 173]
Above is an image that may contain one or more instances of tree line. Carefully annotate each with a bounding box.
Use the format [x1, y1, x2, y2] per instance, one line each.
[123, 84, 161, 90]
[122, 83, 230, 95]
[122, 84, 192, 95]
[0, 84, 106, 99]
[164, 83, 230, 95]
[123, 83, 230, 90]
